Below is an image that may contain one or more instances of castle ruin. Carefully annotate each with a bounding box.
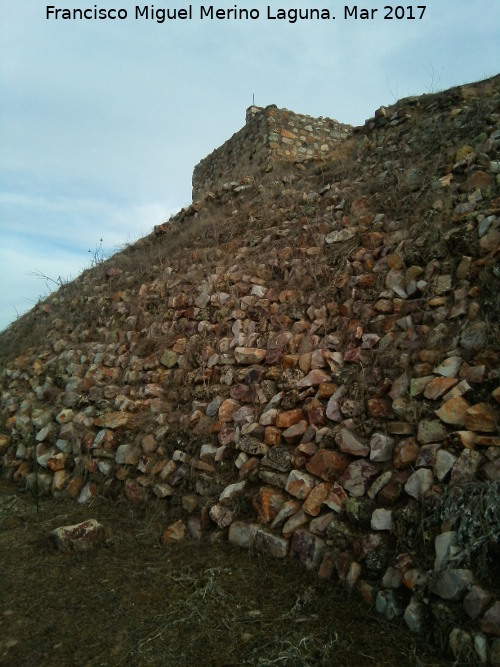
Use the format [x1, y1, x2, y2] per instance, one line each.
[192, 105, 352, 200]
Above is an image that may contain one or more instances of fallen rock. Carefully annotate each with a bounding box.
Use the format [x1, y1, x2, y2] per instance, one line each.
[271, 499, 302, 529]
[434, 356, 463, 378]
[276, 409, 305, 428]
[460, 322, 489, 350]
[160, 350, 178, 368]
[161, 519, 187, 544]
[50, 519, 105, 552]
[209, 504, 234, 529]
[282, 509, 309, 538]
[339, 460, 380, 497]
[219, 480, 247, 505]
[449, 628, 474, 662]
[434, 449, 458, 481]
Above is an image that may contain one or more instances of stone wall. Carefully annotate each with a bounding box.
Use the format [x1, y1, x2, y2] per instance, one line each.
[3, 75, 500, 664]
[192, 105, 351, 200]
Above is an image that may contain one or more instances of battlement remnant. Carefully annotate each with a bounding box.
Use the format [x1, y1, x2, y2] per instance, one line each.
[192, 105, 352, 200]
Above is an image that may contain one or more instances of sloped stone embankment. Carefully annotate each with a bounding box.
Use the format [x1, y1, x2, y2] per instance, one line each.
[1, 74, 500, 664]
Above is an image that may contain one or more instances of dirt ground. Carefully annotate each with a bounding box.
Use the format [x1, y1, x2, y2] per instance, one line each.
[0, 480, 452, 667]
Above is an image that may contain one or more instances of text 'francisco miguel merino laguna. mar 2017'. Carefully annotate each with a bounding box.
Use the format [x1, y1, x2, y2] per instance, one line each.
[45, 4, 428, 24]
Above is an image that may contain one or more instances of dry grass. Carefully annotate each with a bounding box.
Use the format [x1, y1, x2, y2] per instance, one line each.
[0, 480, 452, 667]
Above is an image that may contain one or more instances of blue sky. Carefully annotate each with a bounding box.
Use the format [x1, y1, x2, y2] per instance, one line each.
[1, 0, 499, 331]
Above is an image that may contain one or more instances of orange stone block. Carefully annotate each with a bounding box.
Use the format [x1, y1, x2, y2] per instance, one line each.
[387, 253, 404, 270]
[361, 231, 384, 249]
[435, 396, 470, 426]
[47, 453, 67, 472]
[475, 435, 500, 447]
[234, 347, 266, 364]
[465, 403, 498, 433]
[0, 434, 10, 454]
[298, 353, 312, 374]
[264, 426, 282, 446]
[428, 297, 447, 308]
[252, 486, 287, 524]
[358, 274, 376, 289]
[367, 398, 392, 418]
[66, 477, 84, 499]
[448, 431, 476, 449]
[317, 382, 337, 398]
[282, 354, 299, 368]
[276, 409, 304, 429]
[52, 470, 69, 492]
[302, 482, 332, 516]
[218, 399, 240, 423]
[13, 461, 31, 483]
[306, 449, 351, 481]
[393, 438, 419, 469]
[172, 338, 187, 354]
[94, 412, 130, 429]
[161, 519, 186, 544]
[423, 377, 458, 400]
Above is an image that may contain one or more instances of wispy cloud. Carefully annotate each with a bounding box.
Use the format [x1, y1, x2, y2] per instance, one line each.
[0, 194, 174, 330]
